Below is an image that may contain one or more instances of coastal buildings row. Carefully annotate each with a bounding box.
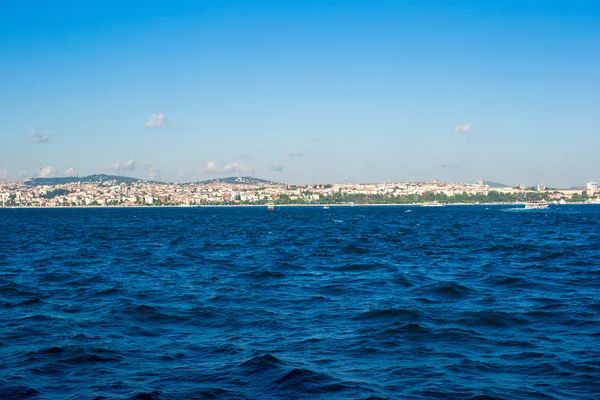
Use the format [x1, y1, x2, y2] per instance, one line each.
[0, 178, 598, 207]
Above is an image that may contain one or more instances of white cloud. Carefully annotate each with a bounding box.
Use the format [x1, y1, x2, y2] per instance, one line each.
[64, 167, 75, 177]
[145, 113, 169, 128]
[199, 160, 253, 175]
[289, 150, 304, 158]
[40, 166, 53, 178]
[200, 161, 219, 174]
[223, 161, 252, 173]
[455, 123, 474, 133]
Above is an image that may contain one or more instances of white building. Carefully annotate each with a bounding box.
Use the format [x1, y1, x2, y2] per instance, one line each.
[587, 181, 597, 196]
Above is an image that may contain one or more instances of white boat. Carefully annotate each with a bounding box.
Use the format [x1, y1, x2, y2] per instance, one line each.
[323, 205, 330, 209]
[525, 200, 549, 210]
[422, 201, 444, 207]
[267, 203, 275, 210]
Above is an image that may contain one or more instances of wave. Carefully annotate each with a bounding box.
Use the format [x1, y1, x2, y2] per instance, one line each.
[353, 307, 421, 321]
[459, 310, 528, 328]
[420, 281, 473, 298]
[239, 353, 284, 373]
[0, 384, 39, 400]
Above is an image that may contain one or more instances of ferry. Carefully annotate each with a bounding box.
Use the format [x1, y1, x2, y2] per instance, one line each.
[267, 203, 275, 210]
[524, 200, 549, 210]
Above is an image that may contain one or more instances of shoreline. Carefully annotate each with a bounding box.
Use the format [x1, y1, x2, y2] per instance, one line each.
[1, 202, 597, 209]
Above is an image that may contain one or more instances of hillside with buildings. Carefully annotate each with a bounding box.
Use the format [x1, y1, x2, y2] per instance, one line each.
[1, 176, 598, 207]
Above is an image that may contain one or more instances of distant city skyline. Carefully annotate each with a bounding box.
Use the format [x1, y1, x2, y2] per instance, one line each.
[1, 1, 599, 187]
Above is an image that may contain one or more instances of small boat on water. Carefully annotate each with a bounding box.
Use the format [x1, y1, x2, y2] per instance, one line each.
[323, 205, 330, 209]
[524, 200, 549, 210]
[267, 203, 275, 210]
[422, 201, 444, 207]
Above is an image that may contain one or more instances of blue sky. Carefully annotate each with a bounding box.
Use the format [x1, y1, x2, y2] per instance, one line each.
[1, 0, 599, 187]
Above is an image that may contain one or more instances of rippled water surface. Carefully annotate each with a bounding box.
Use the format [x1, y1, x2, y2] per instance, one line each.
[1, 205, 599, 399]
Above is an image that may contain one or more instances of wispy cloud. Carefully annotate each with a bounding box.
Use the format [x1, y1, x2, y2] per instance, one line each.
[110, 159, 136, 173]
[455, 123, 474, 133]
[146, 165, 160, 180]
[145, 113, 169, 129]
[289, 150, 304, 158]
[31, 129, 51, 143]
[200, 161, 219, 174]
[269, 164, 285, 172]
[438, 163, 460, 170]
[223, 161, 252, 173]
[200, 160, 253, 175]
[64, 167, 76, 177]
[40, 166, 53, 178]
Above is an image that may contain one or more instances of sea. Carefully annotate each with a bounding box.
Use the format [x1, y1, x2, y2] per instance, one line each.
[0, 205, 599, 399]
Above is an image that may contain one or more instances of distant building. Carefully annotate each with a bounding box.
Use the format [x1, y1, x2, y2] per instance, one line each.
[537, 183, 546, 191]
[587, 181, 597, 196]
[478, 177, 484, 188]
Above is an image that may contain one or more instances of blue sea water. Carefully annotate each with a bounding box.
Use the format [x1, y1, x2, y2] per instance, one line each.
[0, 205, 599, 399]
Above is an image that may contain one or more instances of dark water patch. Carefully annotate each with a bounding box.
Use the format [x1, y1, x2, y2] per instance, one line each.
[0, 282, 37, 297]
[483, 275, 537, 288]
[447, 358, 503, 374]
[420, 281, 473, 299]
[380, 322, 432, 338]
[0, 384, 39, 399]
[17, 313, 64, 323]
[273, 367, 354, 395]
[342, 243, 370, 255]
[333, 262, 382, 272]
[116, 303, 192, 324]
[239, 353, 284, 373]
[92, 286, 122, 296]
[2, 298, 42, 308]
[128, 390, 164, 400]
[459, 310, 529, 328]
[239, 269, 287, 279]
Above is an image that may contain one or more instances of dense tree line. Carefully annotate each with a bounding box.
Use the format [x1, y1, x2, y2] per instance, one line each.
[40, 188, 71, 199]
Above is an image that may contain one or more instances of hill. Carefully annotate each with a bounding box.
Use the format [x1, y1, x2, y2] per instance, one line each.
[25, 174, 144, 186]
[196, 176, 280, 185]
[485, 181, 511, 188]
